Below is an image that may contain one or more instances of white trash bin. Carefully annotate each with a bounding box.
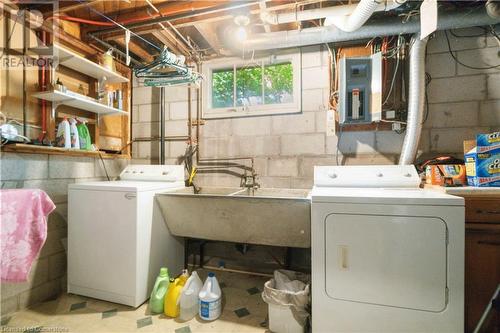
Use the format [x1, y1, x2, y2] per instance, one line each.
[262, 270, 310, 333]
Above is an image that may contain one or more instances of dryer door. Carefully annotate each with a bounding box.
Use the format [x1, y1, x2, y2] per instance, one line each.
[325, 213, 448, 312]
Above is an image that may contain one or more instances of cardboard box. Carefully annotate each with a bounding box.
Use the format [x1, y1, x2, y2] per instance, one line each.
[464, 131, 500, 187]
[425, 164, 467, 186]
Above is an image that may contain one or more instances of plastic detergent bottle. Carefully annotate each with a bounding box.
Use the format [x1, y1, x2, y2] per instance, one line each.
[77, 120, 92, 150]
[69, 118, 80, 149]
[149, 267, 169, 314]
[179, 271, 203, 321]
[199, 272, 222, 321]
[56, 117, 71, 148]
[164, 270, 189, 318]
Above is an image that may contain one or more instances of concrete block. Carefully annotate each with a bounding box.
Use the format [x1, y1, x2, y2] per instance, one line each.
[169, 101, 189, 120]
[0, 258, 49, 299]
[0, 181, 21, 189]
[291, 177, 314, 189]
[138, 103, 161, 123]
[425, 101, 479, 128]
[428, 75, 486, 103]
[48, 203, 67, 231]
[281, 134, 324, 155]
[0, 296, 18, 317]
[268, 157, 298, 177]
[302, 88, 325, 112]
[133, 141, 159, 159]
[23, 179, 75, 199]
[133, 86, 157, 105]
[271, 112, 315, 135]
[325, 135, 340, 155]
[302, 66, 329, 90]
[427, 30, 486, 54]
[299, 156, 338, 178]
[202, 119, 232, 138]
[39, 228, 67, 258]
[19, 279, 61, 310]
[232, 117, 271, 136]
[48, 252, 66, 280]
[95, 158, 129, 178]
[259, 176, 291, 189]
[419, 129, 431, 154]
[195, 174, 240, 188]
[49, 156, 94, 179]
[457, 47, 500, 75]
[253, 157, 268, 177]
[338, 131, 376, 154]
[165, 120, 189, 136]
[315, 110, 327, 133]
[169, 141, 188, 159]
[487, 73, 500, 99]
[238, 136, 280, 157]
[199, 137, 239, 158]
[0, 153, 48, 181]
[343, 154, 397, 165]
[479, 100, 500, 126]
[132, 106, 139, 123]
[132, 122, 160, 138]
[375, 131, 405, 154]
[301, 46, 323, 68]
[426, 52, 456, 78]
[164, 86, 188, 102]
[430, 127, 490, 153]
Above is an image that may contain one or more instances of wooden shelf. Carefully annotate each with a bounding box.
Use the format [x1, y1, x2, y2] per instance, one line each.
[32, 90, 128, 116]
[1, 143, 130, 159]
[30, 44, 129, 84]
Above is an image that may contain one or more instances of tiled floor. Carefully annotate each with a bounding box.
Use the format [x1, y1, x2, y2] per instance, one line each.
[2, 270, 270, 333]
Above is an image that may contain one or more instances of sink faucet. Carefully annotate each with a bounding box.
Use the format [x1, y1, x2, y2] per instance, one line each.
[242, 170, 260, 189]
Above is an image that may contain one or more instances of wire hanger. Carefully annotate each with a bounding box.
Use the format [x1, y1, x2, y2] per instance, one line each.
[134, 47, 203, 87]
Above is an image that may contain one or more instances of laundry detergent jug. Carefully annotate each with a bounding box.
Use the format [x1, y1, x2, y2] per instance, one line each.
[179, 271, 203, 321]
[149, 267, 169, 314]
[164, 270, 189, 318]
[199, 272, 222, 321]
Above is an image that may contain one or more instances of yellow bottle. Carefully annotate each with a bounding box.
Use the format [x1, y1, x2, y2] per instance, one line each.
[164, 270, 189, 317]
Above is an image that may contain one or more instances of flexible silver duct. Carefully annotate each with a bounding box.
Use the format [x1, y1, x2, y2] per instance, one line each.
[239, 7, 500, 51]
[325, 0, 384, 32]
[398, 35, 428, 165]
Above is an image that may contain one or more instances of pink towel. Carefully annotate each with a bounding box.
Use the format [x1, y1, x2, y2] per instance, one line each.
[1, 189, 56, 282]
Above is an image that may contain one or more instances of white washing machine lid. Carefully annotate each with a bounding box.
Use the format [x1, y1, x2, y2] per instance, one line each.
[69, 180, 185, 192]
[311, 187, 464, 205]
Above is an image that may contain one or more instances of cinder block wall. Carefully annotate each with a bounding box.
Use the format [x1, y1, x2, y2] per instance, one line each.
[0, 153, 129, 319]
[132, 27, 499, 188]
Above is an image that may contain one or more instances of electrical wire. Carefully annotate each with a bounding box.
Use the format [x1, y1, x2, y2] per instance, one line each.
[444, 30, 500, 70]
[421, 72, 432, 125]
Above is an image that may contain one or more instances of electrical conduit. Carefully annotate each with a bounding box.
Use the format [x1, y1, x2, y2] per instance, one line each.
[399, 34, 428, 165]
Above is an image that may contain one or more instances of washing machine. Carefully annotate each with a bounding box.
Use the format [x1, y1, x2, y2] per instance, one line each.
[311, 165, 464, 333]
[68, 165, 185, 307]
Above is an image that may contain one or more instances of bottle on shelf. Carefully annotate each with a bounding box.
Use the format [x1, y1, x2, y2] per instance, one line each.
[69, 118, 80, 149]
[55, 117, 71, 148]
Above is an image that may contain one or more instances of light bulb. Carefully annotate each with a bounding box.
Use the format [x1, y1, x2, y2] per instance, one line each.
[236, 26, 247, 42]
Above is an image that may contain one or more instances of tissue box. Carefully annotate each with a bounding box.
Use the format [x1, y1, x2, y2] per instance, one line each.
[465, 136, 500, 187]
[425, 165, 467, 186]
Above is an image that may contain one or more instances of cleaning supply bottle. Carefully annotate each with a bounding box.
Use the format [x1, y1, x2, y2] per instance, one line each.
[199, 272, 222, 321]
[77, 120, 92, 150]
[149, 267, 170, 314]
[56, 117, 71, 148]
[69, 118, 80, 149]
[164, 270, 189, 318]
[179, 271, 203, 321]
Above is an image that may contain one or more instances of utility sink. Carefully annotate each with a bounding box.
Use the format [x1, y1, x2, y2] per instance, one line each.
[156, 187, 311, 248]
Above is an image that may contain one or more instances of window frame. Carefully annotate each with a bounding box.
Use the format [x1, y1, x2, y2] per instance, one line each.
[202, 53, 302, 119]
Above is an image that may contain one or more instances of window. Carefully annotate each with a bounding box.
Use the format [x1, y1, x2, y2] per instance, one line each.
[203, 54, 301, 119]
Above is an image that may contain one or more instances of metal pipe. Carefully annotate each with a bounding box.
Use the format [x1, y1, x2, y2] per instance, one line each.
[160, 87, 165, 165]
[87, 34, 142, 66]
[188, 84, 192, 141]
[239, 7, 500, 51]
[399, 34, 427, 165]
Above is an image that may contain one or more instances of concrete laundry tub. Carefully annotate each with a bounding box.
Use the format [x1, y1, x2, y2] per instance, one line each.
[156, 187, 311, 248]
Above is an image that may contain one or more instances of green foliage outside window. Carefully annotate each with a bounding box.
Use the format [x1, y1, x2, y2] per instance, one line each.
[211, 62, 293, 109]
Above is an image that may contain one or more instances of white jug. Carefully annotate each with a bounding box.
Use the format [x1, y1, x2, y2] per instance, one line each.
[198, 272, 222, 321]
[179, 271, 203, 321]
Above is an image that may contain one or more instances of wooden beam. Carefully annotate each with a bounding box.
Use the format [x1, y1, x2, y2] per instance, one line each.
[52, 0, 102, 14]
[151, 31, 184, 56]
[194, 22, 223, 55]
[115, 37, 154, 63]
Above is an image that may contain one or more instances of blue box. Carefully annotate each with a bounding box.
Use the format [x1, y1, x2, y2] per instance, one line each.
[476, 131, 500, 153]
[465, 147, 500, 187]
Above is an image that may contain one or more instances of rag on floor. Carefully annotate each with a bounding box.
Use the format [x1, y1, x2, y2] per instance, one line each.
[0, 189, 56, 282]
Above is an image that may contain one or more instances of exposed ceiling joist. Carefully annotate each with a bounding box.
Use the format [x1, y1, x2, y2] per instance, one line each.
[115, 37, 154, 63]
[194, 22, 223, 55]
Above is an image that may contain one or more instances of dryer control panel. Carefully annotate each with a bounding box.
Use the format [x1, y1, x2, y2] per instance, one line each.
[120, 165, 184, 182]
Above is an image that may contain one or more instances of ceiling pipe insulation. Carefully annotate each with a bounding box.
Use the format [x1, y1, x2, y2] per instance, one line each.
[399, 35, 428, 165]
[238, 7, 500, 51]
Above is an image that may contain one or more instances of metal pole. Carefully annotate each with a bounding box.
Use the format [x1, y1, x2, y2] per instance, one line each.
[160, 87, 165, 165]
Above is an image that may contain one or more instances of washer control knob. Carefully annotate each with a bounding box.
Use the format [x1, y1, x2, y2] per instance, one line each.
[404, 173, 412, 177]
[329, 173, 337, 179]
[377, 173, 383, 177]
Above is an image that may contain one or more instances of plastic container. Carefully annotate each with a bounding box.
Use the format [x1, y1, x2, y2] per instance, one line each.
[179, 271, 203, 321]
[56, 117, 71, 148]
[164, 270, 189, 318]
[149, 267, 170, 314]
[199, 272, 222, 321]
[69, 118, 80, 149]
[77, 121, 92, 150]
[262, 270, 310, 333]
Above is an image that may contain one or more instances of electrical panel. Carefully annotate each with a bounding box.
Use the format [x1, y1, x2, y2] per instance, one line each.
[339, 53, 382, 124]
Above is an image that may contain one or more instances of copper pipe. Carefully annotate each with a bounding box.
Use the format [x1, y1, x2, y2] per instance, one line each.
[187, 84, 192, 142]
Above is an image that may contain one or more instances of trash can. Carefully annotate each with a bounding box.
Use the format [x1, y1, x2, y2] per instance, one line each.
[262, 270, 310, 333]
